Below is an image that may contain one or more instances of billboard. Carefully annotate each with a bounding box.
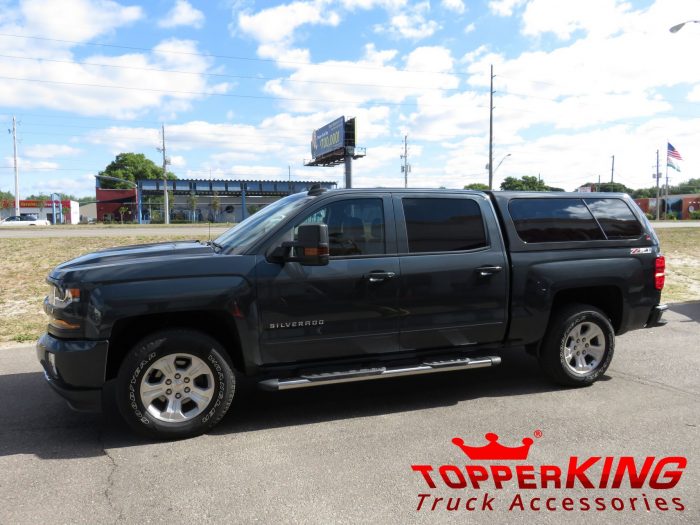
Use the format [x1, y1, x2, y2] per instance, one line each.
[311, 116, 345, 159]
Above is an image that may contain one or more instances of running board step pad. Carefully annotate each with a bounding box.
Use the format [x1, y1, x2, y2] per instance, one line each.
[259, 356, 501, 391]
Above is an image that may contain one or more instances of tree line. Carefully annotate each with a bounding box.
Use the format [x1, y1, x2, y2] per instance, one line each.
[465, 176, 700, 197]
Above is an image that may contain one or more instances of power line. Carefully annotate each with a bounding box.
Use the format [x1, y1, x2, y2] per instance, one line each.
[0, 32, 473, 77]
[0, 52, 468, 93]
[0, 74, 486, 109]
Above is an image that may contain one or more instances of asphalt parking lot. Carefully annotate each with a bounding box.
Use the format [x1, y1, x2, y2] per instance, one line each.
[0, 303, 698, 524]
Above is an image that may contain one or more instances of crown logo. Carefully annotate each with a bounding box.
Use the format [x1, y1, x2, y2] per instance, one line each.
[452, 433, 534, 461]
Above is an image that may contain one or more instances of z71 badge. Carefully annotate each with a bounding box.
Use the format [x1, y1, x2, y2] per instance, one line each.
[630, 247, 652, 254]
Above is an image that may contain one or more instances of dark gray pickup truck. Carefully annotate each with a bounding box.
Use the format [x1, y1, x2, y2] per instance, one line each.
[37, 188, 667, 438]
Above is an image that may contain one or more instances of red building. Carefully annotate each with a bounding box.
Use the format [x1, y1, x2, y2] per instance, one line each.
[634, 194, 700, 220]
[96, 188, 137, 222]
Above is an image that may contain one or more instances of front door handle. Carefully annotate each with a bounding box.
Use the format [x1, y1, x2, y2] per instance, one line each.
[475, 265, 503, 277]
[365, 271, 396, 283]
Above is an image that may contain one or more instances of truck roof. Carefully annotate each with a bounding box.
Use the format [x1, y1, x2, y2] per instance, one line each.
[310, 187, 631, 199]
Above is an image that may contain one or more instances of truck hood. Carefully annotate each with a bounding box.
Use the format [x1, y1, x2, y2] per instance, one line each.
[48, 240, 235, 285]
[56, 240, 211, 268]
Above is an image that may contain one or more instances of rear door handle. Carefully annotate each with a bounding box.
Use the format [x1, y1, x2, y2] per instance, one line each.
[365, 271, 396, 283]
[475, 265, 503, 277]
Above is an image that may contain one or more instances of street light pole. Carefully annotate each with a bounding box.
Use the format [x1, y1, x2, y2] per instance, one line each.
[670, 20, 700, 33]
[494, 153, 511, 175]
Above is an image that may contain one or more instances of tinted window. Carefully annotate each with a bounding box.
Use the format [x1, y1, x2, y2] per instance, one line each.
[295, 198, 385, 256]
[584, 198, 643, 239]
[402, 198, 487, 253]
[509, 198, 605, 243]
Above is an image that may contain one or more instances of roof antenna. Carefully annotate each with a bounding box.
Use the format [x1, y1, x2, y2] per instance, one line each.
[308, 183, 326, 196]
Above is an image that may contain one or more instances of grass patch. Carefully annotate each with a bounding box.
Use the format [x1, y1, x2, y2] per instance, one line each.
[0, 228, 698, 344]
[0, 236, 194, 343]
[656, 228, 700, 303]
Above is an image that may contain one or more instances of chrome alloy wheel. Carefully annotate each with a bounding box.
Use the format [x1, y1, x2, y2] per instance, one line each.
[563, 322, 606, 375]
[139, 354, 215, 423]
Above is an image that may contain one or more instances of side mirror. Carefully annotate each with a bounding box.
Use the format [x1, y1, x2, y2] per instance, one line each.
[272, 224, 329, 266]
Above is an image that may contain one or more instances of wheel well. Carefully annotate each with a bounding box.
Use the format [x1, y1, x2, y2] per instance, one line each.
[105, 311, 245, 380]
[551, 286, 623, 332]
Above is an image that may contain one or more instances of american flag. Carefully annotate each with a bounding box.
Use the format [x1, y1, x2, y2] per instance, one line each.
[667, 143, 683, 161]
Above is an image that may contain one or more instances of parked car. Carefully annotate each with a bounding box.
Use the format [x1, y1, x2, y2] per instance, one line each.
[0, 215, 51, 226]
[37, 187, 666, 438]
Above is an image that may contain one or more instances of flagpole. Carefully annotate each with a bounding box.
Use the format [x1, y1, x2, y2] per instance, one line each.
[656, 149, 660, 221]
[665, 141, 669, 219]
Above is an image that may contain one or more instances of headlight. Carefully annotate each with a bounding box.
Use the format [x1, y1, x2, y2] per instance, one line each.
[47, 284, 81, 308]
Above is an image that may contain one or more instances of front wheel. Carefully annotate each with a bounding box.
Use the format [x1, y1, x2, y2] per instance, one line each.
[538, 304, 615, 387]
[116, 329, 236, 439]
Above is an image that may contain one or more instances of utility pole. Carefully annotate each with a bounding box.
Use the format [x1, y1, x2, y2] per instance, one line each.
[610, 155, 615, 191]
[159, 124, 170, 224]
[401, 135, 410, 188]
[288, 164, 291, 182]
[655, 149, 661, 220]
[488, 64, 494, 190]
[11, 116, 19, 216]
[597, 174, 601, 192]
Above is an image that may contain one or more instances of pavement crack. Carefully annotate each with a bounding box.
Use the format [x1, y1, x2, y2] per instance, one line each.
[99, 428, 125, 524]
[609, 368, 700, 399]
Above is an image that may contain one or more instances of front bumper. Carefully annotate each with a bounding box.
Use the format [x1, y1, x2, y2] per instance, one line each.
[36, 333, 109, 412]
[646, 304, 668, 328]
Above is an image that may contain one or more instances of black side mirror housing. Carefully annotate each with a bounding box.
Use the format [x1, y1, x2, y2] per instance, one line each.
[272, 224, 329, 266]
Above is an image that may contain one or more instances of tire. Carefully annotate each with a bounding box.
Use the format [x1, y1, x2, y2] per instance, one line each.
[538, 303, 615, 387]
[116, 329, 236, 439]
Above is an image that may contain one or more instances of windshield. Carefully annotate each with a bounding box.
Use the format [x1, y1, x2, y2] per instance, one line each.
[214, 192, 315, 254]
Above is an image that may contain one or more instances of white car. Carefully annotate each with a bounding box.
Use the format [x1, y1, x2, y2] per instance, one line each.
[0, 215, 51, 227]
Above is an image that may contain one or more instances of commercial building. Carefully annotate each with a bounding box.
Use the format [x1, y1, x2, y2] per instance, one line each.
[0, 199, 80, 224]
[95, 178, 337, 223]
[634, 194, 700, 220]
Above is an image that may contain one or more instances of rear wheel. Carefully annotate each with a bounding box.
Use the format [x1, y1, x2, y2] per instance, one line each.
[116, 329, 235, 439]
[539, 304, 614, 387]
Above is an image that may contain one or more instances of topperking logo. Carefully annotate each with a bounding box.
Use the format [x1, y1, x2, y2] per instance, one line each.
[411, 431, 687, 513]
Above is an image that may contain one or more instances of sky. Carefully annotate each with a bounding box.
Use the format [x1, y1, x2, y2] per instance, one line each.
[0, 0, 699, 198]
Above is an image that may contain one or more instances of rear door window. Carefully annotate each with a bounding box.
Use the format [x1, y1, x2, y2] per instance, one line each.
[402, 198, 487, 253]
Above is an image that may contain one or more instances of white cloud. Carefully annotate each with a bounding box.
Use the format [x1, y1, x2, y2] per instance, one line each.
[159, 0, 205, 29]
[441, 0, 465, 14]
[30, 174, 96, 197]
[376, 1, 439, 40]
[262, 45, 459, 113]
[0, 34, 230, 118]
[86, 127, 160, 152]
[464, 22, 475, 33]
[521, 0, 634, 40]
[688, 84, 700, 102]
[22, 144, 81, 159]
[488, 0, 526, 17]
[6, 157, 59, 171]
[17, 0, 142, 42]
[339, 0, 406, 9]
[236, 1, 340, 62]
[169, 155, 187, 167]
[238, 1, 339, 44]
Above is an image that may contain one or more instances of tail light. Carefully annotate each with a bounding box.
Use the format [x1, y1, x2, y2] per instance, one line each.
[654, 255, 665, 291]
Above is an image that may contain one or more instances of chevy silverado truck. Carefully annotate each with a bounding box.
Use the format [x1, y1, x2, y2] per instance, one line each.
[37, 187, 667, 438]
